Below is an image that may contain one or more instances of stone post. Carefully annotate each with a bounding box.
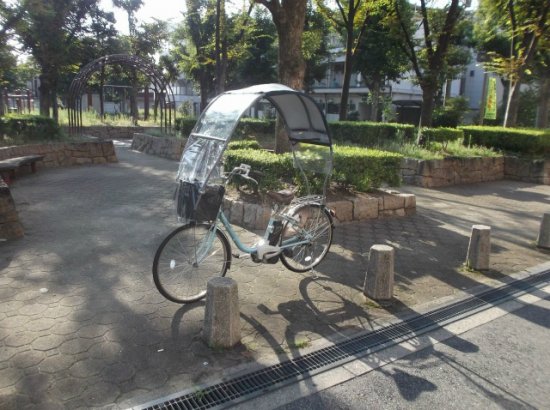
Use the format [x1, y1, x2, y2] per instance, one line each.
[537, 213, 550, 249]
[204, 277, 241, 348]
[466, 225, 491, 270]
[363, 245, 394, 305]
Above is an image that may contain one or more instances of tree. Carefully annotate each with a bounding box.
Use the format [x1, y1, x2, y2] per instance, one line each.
[393, 0, 463, 128]
[475, 0, 550, 127]
[316, 0, 370, 120]
[303, 4, 330, 92]
[353, 0, 410, 121]
[15, 0, 110, 120]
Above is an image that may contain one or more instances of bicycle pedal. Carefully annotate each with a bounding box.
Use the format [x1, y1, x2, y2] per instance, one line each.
[232, 253, 251, 259]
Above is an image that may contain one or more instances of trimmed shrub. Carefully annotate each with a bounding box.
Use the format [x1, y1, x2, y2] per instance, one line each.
[421, 127, 464, 144]
[227, 140, 262, 150]
[461, 126, 550, 156]
[328, 121, 415, 146]
[234, 118, 276, 138]
[174, 117, 197, 137]
[432, 97, 469, 128]
[0, 115, 61, 141]
[333, 145, 402, 191]
[224, 149, 293, 192]
[224, 145, 402, 193]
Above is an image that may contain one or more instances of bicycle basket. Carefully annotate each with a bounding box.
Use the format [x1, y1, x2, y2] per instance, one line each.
[175, 181, 225, 222]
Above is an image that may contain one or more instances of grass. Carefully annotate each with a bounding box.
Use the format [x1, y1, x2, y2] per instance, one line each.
[380, 139, 501, 160]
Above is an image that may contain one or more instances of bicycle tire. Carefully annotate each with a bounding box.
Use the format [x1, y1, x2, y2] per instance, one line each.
[279, 204, 333, 272]
[152, 223, 232, 303]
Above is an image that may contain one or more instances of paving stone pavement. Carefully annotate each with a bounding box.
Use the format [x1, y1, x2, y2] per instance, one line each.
[1, 142, 549, 409]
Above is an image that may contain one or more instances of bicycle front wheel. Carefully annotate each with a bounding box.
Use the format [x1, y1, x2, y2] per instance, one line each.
[279, 204, 333, 272]
[153, 224, 231, 303]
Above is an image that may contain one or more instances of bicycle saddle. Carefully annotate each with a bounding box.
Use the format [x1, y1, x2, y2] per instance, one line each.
[266, 189, 295, 205]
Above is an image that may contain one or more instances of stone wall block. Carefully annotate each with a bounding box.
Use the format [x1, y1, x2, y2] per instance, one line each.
[243, 203, 257, 228]
[331, 200, 353, 222]
[352, 197, 379, 220]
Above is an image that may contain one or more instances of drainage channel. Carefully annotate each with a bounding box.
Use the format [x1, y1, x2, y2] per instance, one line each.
[139, 270, 550, 410]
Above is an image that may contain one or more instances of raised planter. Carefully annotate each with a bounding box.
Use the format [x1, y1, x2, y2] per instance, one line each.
[78, 125, 147, 140]
[0, 141, 118, 169]
[401, 157, 505, 188]
[0, 178, 23, 240]
[401, 156, 550, 187]
[222, 189, 416, 231]
[504, 156, 550, 185]
[131, 133, 186, 161]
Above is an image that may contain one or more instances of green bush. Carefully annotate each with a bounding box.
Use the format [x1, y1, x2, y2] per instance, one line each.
[224, 149, 293, 192]
[174, 117, 197, 137]
[461, 126, 550, 156]
[333, 145, 402, 191]
[328, 121, 415, 146]
[227, 140, 262, 150]
[420, 127, 464, 144]
[234, 118, 276, 138]
[0, 115, 61, 141]
[224, 145, 402, 193]
[432, 97, 469, 128]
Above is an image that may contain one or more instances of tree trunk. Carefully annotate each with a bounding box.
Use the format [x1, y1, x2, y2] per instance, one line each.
[339, 27, 355, 121]
[270, 2, 306, 153]
[199, 72, 209, 113]
[39, 74, 50, 117]
[369, 79, 381, 122]
[503, 80, 520, 127]
[99, 65, 105, 119]
[419, 82, 436, 129]
[536, 76, 550, 129]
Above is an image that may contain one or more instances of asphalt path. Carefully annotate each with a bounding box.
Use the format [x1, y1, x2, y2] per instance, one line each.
[275, 288, 550, 409]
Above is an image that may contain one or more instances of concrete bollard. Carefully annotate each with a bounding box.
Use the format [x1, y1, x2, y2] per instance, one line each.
[537, 213, 550, 249]
[466, 225, 491, 270]
[363, 244, 395, 305]
[204, 277, 241, 348]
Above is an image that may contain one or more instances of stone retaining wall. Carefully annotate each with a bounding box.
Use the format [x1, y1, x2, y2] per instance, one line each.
[401, 156, 550, 187]
[222, 190, 416, 231]
[401, 157, 505, 188]
[0, 178, 23, 240]
[504, 157, 550, 185]
[131, 133, 186, 161]
[79, 126, 147, 140]
[0, 141, 118, 168]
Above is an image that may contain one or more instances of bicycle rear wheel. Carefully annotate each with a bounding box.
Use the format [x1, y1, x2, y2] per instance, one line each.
[279, 204, 333, 272]
[153, 223, 231, 303]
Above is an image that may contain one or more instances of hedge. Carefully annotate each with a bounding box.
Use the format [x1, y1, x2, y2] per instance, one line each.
[0, 115, 61, 141]
[234, 118, 275, 138]
[328, 121, 415, 146]
[420, 127, 464, 144]
[223, 145, 402, 193]
[461, 126, 550, 156]
[174, 117, 197, 136]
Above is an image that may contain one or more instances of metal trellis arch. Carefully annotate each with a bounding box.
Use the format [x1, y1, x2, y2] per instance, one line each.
[68, 54, 175, 135]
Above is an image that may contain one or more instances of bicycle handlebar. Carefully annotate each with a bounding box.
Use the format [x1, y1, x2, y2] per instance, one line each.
[225, 163, 259, 186]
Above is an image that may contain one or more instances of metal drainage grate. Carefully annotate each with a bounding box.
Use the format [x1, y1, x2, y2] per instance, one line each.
[141, 270, 550, 410]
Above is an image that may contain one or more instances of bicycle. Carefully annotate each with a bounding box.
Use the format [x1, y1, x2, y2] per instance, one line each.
[152, 163, 335, 303]
[152, 83, 336, 304]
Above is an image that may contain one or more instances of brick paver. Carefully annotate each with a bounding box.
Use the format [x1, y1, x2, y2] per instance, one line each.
[1, 143, 548, 408]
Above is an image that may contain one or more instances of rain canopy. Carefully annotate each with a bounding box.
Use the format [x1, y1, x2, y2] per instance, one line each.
[176, 83, 333, 189]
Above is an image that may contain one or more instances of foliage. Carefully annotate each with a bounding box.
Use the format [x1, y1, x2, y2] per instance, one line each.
[224, 144, 403, 193]
[0, 114, 61, 141]
[224, 148, 292, 192]
[461, 125, 550, 156]
[227, 140, 262, 150]
[432, 96, 469, 128]
[392, 0, 464, 127]
[329, 121, 415, 146]
[516, 89, 538, 127]
[474, 0, 550, 127]
[234, 118, 275, 138]
[420, 127, 464, 150]
[332, 145, 402, 191]
[174, 117, 197, 137]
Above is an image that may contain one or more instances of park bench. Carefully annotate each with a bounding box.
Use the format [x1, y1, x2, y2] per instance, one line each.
[0, 155, 44, 185]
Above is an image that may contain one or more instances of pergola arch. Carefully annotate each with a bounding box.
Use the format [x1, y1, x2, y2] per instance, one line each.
[67, 54, 175, 135]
